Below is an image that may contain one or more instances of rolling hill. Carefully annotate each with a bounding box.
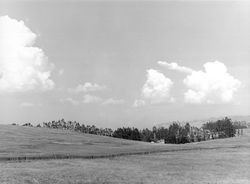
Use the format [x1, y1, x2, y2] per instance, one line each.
[0, 124, 249, 161]
[0, 124, 249, 184]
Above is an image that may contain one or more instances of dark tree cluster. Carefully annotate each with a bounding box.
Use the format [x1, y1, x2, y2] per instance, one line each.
[40, 119, 113, 137]
[113, 127, 141, 141]
[22, 123, 33, 127]
[202, 117, 236, 138]
[140, 128, 154, 142]
[164, 122, 191, 144]
[17, 117, 246, 144]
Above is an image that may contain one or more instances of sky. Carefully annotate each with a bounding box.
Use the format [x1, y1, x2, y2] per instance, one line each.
[0, 0, 250, 128]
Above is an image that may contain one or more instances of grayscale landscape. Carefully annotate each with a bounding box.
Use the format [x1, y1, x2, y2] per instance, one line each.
[0, 0, 250, 183]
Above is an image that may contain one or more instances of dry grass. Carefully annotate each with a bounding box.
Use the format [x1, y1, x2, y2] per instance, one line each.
[0, 146, 249, 184]
[0, 125, 177, 159]
[0, 125, 249, 183]
[0, 125, 249, 161]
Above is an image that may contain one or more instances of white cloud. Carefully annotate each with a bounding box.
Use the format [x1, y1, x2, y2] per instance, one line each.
[133, 99, 145, 107]
[183, 61, 241, 104]
[158, 61, 193, 74]
[141, 69, 174, 104]
[0, 15, 54, 92]
[82, 94, 103, 104]
[20, 102, 34, 107]
[60, 95, 124, 105]
[69, 82, 106, 93]
[102, 98, 124, 105]
[60, 98, 80, 105]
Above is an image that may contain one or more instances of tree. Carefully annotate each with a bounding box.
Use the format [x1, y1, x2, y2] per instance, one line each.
[140, 128, 153, 142]
[165, 123, 180, 144]
[178, 123, 191, 143]
[156, 127, 168, 140]
[202, 117, 236, 138]
[113, 127, 141, 141]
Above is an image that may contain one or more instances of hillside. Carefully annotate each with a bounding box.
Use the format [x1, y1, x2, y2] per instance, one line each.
[0, 125, 250, 184]
[0, 125, 249, 161]
[0, 125, 174, 160]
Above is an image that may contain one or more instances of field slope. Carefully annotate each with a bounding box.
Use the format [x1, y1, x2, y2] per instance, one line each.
[0, 125, 249, 183]
[0, 125, 249, 160]
[0, 125, 178, 160]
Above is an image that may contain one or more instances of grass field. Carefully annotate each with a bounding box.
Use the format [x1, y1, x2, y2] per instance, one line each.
[0, 125, 180, 160]
[0, 125, 249, 183]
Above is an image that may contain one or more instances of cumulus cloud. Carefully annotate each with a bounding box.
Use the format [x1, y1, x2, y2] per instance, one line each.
[141, 69, 174, 104]
[183, 61, 241, 104]
[0, 15, 54, 92]
[60, 95, 124, 105]
[60, 98, 80, 105]
[158, 60, 241, 104]
[158, 61, 193, 74]
[69, 82, 106, 93]
[102, 98, 124, 105]
[133, 99, 146, 107]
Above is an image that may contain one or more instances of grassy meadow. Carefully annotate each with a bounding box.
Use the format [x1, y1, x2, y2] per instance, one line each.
[0, 125, 249, 183]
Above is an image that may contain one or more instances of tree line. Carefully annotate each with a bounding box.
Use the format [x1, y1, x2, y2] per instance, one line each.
[18, 117, 247, 144]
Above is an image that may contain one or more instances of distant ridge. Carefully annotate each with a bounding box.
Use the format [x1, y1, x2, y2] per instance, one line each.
[157, 115, 250, 128]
